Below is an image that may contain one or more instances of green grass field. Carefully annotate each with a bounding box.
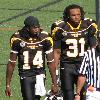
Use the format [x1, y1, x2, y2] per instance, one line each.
[0, 0, 96, 100]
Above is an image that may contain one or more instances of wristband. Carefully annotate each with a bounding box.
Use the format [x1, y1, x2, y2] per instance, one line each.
[52, 84, 58, 86]
[6, 85, 10, 88]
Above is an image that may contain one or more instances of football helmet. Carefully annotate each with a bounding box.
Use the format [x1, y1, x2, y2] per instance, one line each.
[44, 90, 63, 100]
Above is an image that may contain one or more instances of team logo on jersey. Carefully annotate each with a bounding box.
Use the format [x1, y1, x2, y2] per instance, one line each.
[71, 32, 81, 37]
[27, 44, 39, 49]
[20, 41, 26, 47]
[62, 31, 68, 36]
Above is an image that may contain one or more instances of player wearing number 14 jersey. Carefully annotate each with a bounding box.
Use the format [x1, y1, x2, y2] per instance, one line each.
[10, 28, 52, 77]
[5, 16, 58, 100]
[51, 4, 98, 100]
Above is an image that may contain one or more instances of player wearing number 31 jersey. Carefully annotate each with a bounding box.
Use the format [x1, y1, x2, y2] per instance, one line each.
[5, 16, 58, 100]
[51, 4, 98, 100]
[52, 18, 97, 62]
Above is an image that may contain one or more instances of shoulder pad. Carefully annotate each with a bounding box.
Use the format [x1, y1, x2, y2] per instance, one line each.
[10, 31, 22, 42]
[51, 20, 65, 32]
[54, 20, 64, 26]
[11, 31, 20, 37]
[39, 31, 49, 39]
[14, 31, 19, 35]
[41, 31, 48, 35]
[84, 18, 93, 22]
[10, 32, 20, 47]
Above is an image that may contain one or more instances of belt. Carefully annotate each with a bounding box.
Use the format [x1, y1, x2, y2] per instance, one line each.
[88, 85, 100, 92]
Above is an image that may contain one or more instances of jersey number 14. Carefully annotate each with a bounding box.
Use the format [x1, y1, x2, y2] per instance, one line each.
[23, 51, 43, 69]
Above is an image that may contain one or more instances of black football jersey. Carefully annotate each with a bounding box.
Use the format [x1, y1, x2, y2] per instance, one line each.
[10, 31, 53, 76]
[52, 18, 98, 62]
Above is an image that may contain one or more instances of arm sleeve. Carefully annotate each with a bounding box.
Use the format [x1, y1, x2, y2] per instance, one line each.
[52, 27, 64, 41]
[88, 23, 98, 36]
[44, 37, 54, 62]
[88, 36, 97, 47]
[88, 22, 98, 47]
[10, 36, 20, 52]
[44, 37, 53, 51]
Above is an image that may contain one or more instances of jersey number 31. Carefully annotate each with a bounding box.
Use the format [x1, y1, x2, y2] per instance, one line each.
[66, 38, 85, 57]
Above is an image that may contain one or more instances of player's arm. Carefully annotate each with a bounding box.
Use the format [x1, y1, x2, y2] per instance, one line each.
[54, 48, 61, 68]
[74, 75, 86, 100]
[52, 25, 63, 72]
[46, 50, 57, 84]
[5, 35, 18, 97]
[46, 49, 58, 94]
[74, 52, 88, 100]
[45, 37, 58, 94]
[5, 52, 17, 97]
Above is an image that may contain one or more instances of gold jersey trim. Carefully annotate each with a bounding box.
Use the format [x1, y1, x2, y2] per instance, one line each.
[67, 21, 82, 30]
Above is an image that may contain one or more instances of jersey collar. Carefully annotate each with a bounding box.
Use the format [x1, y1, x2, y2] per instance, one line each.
[67, 20, 82, 30]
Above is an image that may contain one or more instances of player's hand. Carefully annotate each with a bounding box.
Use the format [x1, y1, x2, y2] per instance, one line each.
[51, 84, 59, 95]
[74, 94, 80, 100]
[5, 86, 12, 97]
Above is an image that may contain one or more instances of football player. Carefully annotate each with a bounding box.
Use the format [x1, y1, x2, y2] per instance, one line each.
[5, 16, 58, 100]
[51, 4, 98, 100]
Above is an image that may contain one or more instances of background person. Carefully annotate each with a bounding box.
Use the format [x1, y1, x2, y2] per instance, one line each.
[74, 32, 100, 100]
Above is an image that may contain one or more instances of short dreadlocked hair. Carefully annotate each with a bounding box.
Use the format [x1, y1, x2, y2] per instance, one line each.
[63, 4, 85, 22]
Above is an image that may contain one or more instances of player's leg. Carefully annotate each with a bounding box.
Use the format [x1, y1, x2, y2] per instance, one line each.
[60, 63, 75, 100]
[35, 95, 41, 100]
[20, 76, 36, 100]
